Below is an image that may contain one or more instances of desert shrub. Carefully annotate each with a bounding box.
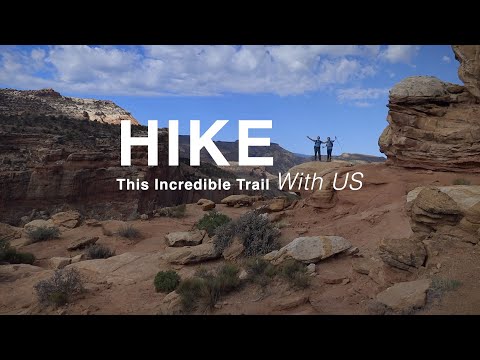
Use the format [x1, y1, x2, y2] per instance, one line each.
[34, 268, 84, 307]
[154, 270, 180, 293]
[279, 259, 310, 289]
[27, 226, 60, 243]
[177, 263, 241, 313]
[156, 204, 186, 218]
[214, 211, 280, 257]
[430, 277, 461, 294]
[244, 256, 277, 287]
[117, 225, 141, 239]
[453, 178, 471, 185]
[196, 211, 231, 236]
[86, 244, 115, 259]
[0, 238, 36, 265]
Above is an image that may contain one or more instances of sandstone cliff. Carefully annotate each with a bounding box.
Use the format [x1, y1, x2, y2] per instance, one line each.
[379, 45, 480, 172]
[0, 88, 139, 125]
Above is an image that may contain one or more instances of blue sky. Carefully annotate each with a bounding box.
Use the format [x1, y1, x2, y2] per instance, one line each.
[0, 45, 460, 156]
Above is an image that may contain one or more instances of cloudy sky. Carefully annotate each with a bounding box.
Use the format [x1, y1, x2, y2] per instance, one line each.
[0, 45, 459, 156]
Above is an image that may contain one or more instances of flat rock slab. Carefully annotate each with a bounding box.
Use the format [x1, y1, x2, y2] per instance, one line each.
[265, 236, 351, 264]
[165, 230, 206, 247]
[67, 236, 99, 251]
[376, 278, 431, 313]
[164, 243, 220, 265]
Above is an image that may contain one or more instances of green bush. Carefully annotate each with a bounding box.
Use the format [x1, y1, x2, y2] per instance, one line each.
[196, 211, 231, 236]
[177, 263, 242, 313]
[117, 225, 141, 239]
[214, 211, 280, 257]
[431, 277, 461, 293]
[279, 259, 311, 289]
[154, 270, 180, 293]
[244, 257, 277, 287]
[86, 244, 115, 259]
[34, 268, 84, 307]
[453, 178, 471, 185]
[156, 204, 186, 218]
[27, 226, 60, 243]
[0, 238, 35, 265]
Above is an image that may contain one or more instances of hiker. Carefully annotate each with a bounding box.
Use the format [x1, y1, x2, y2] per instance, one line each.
[325, 136, 336, 162]
[307, 136, 324, 161]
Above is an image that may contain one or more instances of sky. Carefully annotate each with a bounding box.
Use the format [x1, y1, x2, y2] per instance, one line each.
[0, 45, 460, 156]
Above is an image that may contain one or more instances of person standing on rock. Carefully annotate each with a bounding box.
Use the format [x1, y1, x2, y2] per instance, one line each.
[307, 136, 324, 161]
[325, 136, 336, 162]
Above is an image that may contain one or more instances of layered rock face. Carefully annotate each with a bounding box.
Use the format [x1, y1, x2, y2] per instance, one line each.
[379, 45, 480, 172]
[0, 88, 139, 125]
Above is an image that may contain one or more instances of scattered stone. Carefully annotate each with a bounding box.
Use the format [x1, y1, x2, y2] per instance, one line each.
[238, 269, 248, 280]
[85, 219, 101, 227]
[51, 211, 81, 229]
[197, 199, 216, 211]
[296, 228, 308, 235]
[67, 236, 99, 251]
[140, 214, 148, 221]
[164, 243, 220, 265]
[306, 263, 316, 274]
[376, 279, 431, 313]
[71, 253, 86, 263]
[379, 237, 426, 271]
[165, 230, 206, 247]
[268, 198, 286, 212]
[222, 236, 245, 260]
[265, 236, 352, 264]
[268, 212, 285, 223]
[352, 257, 376, 275]
[158, 291, 183, 315]
[319, 271, 347, 284]
[221, 195, 256, 207]
[272, 295, 309, 311]
[49, 257, 72, 269]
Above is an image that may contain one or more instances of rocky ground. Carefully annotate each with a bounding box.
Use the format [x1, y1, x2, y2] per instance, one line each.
[2, 162, 479, 315]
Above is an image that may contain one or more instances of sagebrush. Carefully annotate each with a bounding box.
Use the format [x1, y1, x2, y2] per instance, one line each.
[195, 211, 231, 236]
[117, 225, 141, 239]
[154, 270, 180, 293]
[0, 239, 35, 265]
[214, 211, 280, 256]
[86, 244, 115, 259]
[34, 268, 84, 307]
[27, 226, 60, 243]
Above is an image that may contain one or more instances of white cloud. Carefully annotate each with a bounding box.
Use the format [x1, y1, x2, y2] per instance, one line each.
[442, 55, 451, 64]
[381, 45, 421, 64]
[337, 87, 389, 102]
[0, 45, 402, 97]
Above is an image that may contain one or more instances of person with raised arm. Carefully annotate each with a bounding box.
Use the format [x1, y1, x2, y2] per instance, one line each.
[307, 135, 324, 161]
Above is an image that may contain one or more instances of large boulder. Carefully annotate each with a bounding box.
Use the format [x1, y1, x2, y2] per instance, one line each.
[376, 279, 431, 313]
[409, 187, 462, 232]
[165, 230, 206, 247]
[221, 195, 256, 207]
[265, 236, 351, 264]
[51, 211, 80, 229]
[379, 60, 480, 172]
[24, 219, 56, 232]
[164, 243, 220, 265]
[379, 237, 427, 271]
[453, 45, 480, 100]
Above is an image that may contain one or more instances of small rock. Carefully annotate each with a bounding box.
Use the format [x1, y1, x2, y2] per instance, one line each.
[273, 295, 309, 311]
[24, 219, 56, 232]
[67, 236, 99, 251]
[352, 257, 376, 275]
[268, 198, 286, 212]
[85, 219, 101, 227]
[433, 251, 439, 256]
[57, 309, 67, 315]
[268, 212, 285, 222]
[345, 246, 360, 256]
[296, 228, 308, 235]
[306, 263, 316, 274]
[341, 278, 350, 285]
[71, 253, 86, 263]
[198, 199, 215, 211]
[238, 269, 248, 280]
[164, 243, 220, 265]
[49, 257, 71, 269]
[319, 271, 347, 284]
[222, 236, 245, 260]
[140, 214, 148, 221]
[51, 211, 81, 229]
[436, 263, 441, 269]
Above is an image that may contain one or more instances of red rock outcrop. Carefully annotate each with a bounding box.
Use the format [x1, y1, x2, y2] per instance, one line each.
[379, 45, 480, 172]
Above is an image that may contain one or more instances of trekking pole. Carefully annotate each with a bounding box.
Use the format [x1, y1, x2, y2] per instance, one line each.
[335, 136, 344, 154]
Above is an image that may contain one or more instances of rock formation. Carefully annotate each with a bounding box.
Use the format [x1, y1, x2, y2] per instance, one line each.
[379, 45, 480, 172]
[0, 88, 139, 125]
